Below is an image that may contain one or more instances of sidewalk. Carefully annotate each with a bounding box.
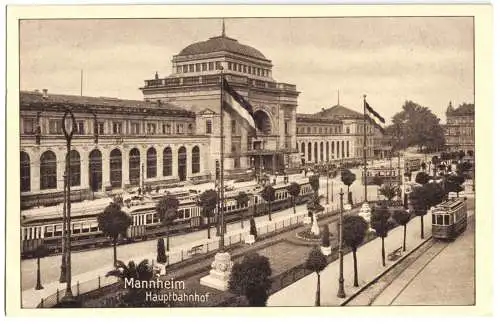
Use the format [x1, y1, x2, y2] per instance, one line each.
[22, 196, 348, 308]
[267, 210, 434, 306]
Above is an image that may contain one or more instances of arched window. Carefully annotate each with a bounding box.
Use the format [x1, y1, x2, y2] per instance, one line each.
[89, 149, 102, 192]
[178, 146, 187, 181]
[320, 142, 324, 161]
[301, 143, 305, 156]
[69, 150, 81, 187]
[129, 148, 140, 185]
[346, 141, 350, 158]
[192, 146, 200, 174]
[331, 141, 335, 158]
[342, 141, 345, 158]
[20, 151, 30, 192]
[163, 147, 172, 176]
[336, 141, 340, 158]
[326, 142, 330, 162]
[314, 142, 318, 163]
[40, 150, 57, 189]
[147, 147, 157, 178]
[307, 143, 312, 162]
[110, 149, 122, 188]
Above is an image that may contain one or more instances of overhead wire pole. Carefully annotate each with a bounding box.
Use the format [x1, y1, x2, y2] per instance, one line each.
[219, 66, 225, 250]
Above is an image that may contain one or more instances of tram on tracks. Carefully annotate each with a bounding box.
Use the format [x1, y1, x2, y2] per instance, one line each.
[405, 157, 422, 172]
[20, 178, 314, 258]
[431, 197, 468, 240]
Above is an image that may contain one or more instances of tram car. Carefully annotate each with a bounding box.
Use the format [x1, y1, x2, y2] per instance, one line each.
[361, 167, 401, 185]
[405, 158, 422, 172]
[20, 179, 313, 258]
[431, 197, 467, 240]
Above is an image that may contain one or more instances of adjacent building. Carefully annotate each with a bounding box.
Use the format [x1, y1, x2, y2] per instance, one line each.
[444, 102, 475, 153]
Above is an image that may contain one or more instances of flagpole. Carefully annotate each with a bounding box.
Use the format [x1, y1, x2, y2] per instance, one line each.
[219, 67, 225, 250]
[363, 94, 368, 202]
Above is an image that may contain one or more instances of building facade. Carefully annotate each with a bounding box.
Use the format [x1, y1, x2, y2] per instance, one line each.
[296, 105, 376, 165]
[444, 102, 475, 153]
[20, 90, 211, 208]
[140, 32, 300, 177]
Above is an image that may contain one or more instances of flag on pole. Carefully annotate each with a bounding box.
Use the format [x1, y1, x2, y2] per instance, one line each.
[223, 78, 256, 129]
[364, 101, 386, 133]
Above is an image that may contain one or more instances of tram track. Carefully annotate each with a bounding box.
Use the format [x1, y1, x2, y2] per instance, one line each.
[344, 212, 474, 306]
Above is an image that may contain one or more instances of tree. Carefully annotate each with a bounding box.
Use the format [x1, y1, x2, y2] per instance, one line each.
[444, 174, 465, 197]
[373, 176, 384, 200]
[415, 172, 430, 185]
[370, 204, 390, 266]
[98, 202, 133, 266]
[321, 224, 330, 247]
[261, 185, 276, 221]
[106, 259, 154, 306]
[249, 217, 258, 239]
[229, 252, 272, 306]
[421, 162, 427, 171]
[342, 215, 368, 286]
[409, 186, 429, 239]
[379, 183, 400, 201]
[391, 100, 446, 151]
[305, 246, 327, 306]
[156, 195, 179, 251]
[341, 169, 356, 204]
[235, 191, 250, 229]
[423, 182, 446, 207]
[34, 244, 49, 290]
[458, 150, 466, 161]
[467, 150, 474, 157]
[308, 174, 320, 193]
[156, 238, 167, 264]
[391, 209, 411, 251]
[198, 189, 218, 238]
[287, 182, 301, 214]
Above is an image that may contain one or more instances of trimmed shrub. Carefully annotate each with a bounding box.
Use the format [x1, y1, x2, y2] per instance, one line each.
[249, 218, 258, 238]
[321, 225, 330, 247]
[156, 238, 167, 264]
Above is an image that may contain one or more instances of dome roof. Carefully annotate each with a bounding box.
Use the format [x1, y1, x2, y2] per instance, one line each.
[178, 35, 268, 61]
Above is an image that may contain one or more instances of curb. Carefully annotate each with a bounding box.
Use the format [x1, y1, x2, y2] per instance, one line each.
[340, 235, 433, 306]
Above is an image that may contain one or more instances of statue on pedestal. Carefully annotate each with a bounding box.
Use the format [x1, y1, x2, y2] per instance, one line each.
[200, 252, 233, 291]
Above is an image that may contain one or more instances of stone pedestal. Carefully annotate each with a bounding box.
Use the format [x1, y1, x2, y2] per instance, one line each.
[245, 234, 255, 245]
[200, 252, 233, 291]
[321, 246, 332, 256]
[344, 203, 352, 211]
[358, 202, 372, 223]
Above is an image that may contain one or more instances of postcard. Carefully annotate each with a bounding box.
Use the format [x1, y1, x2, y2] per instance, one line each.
[5, 3, 493, 317]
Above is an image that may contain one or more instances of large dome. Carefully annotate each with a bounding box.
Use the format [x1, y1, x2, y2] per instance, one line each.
[178, 35, 268, 61]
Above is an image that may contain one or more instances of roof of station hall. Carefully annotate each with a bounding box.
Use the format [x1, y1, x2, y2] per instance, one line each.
[177, 35, 270, 61]
[297, 104, 364, 123]
[20, 91, 195, 118]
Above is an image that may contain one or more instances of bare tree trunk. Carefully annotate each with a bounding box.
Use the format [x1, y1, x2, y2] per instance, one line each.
[293, 197, 296, 214]
[403, 224, 407, 251]
[113, 238, 117, 267]
[315, 272, 321, 306]
[268, 202, 272, 221]
[353, 248, 359, 287]
[420, 215, 424, 239]
[206, 210, 211, 239]
[166, 226, 170, 251]
[381, 237, 386, 267]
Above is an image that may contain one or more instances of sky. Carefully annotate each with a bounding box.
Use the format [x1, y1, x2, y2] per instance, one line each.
[19, 17, 474, 123]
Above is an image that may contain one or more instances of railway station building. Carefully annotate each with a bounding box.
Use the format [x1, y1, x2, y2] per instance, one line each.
[19, 29, 377, 208]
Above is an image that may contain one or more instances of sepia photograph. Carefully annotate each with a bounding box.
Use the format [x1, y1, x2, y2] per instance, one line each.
[4, 4, 493, 315]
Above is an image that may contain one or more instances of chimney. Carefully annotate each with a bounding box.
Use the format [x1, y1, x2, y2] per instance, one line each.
[42, 89, 48, 98]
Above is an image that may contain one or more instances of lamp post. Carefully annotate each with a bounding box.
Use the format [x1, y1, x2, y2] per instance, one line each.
[337, 188, 346, 298]
[61, 109, 76, 301]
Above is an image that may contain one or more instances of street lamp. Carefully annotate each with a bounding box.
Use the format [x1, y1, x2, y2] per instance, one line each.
[337, 188, 346, 298]
[61, 108, 76, 301]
